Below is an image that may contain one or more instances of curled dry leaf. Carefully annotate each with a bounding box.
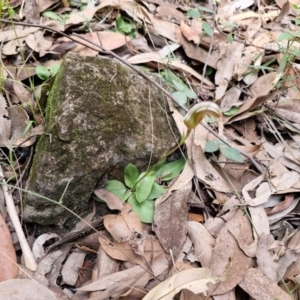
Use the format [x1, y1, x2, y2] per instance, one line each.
[32, 233, 60, 261]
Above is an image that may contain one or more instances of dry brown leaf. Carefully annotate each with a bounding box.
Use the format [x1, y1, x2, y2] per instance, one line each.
[144, 268, 224, 300]
[180, 21, 201, 44]
[66, 5, 102, 25]
[0, 27, 39, 42]
[156, 5, 186, 23]
[187, 221, 215, 268]
[249, 72, 277, 96]
[103, 204, 143, 243]
[12, 81, 31, 104]
[98, 236, 163, 264]
[192, 144, 231, 193]
[154, 181, 191, 259]
[0, 213, 18, 282]
[220, 87, 242, 112]
[256, 233, 279, 282]
[79, 253, 169, 299]
[38, 0, 60, 12]
[67, 32, 132, 56]
[62, 252, 85, 286]
[242, 174, 271, 206]
[7, 106, 42, 147]
[0, 279, 58, 300]
[25, 31, 53, 56]
[215, 41, 244, 99]
[208, 209, 254, 295]
[239, 268, 291, 300]
[94, 188, 124, 211]
[267, 194, 295, 215]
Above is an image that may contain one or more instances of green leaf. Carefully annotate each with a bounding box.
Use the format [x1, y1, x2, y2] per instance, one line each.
[135, 173, 156, 203]
[124, 163, 139, 188]
[187, 9, 200, 18]
[151, 158, 167, 177]
[172, 80, 187, 92]
[202, 22, 213, 37]
[183, 88, 197, 99]
[223, 106, 238, 116]
[128, 195, 155, 223]
[116, 14, 133, 34]
[205, 141, 219, 153]
[106, 180, 130, 201]
[36, 66, 50, 80]
[160, 156, 186, 181]
[43, 11, 64, 22]
[161, 69, 179, 84]
[277, 31, 294, 41]
[205, 67, 213, 76]
[49, 64, 60, 76]
[147, 182, 165, 200]
[227, 33, 233, 44]
[219, 146, 244, 163]
[172, 91, 187, 106]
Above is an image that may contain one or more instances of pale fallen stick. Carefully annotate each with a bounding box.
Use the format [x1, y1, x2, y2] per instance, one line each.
[0, 165, 37, 271]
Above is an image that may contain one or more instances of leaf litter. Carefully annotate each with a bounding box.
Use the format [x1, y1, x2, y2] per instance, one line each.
[2, 0, 300, 299]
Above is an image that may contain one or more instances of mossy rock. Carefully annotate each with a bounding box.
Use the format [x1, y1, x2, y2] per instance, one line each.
[24, 53, 180, 226]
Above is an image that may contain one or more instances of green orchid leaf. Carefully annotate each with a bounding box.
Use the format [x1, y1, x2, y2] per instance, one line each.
[161, 156, 186, 181]
[202, 22, 213, 37]
[49, 64, 60, 76]
[183, 88, 197, 99]
[187, 8, 200, 18]
[151, 158, 167, 177]
[161, 69, 181, 85]
[116, 14, 133, 33]
[172, 91, 187, 106]
[36, 66, 50, 80]
[172, 80, 187, 92]
[42, 11, 64, 22]
[223, 106, 238, 116]
[106, 180, 130, 201]
[147, 182, 165, 200]
[128, 195, 155, 223]
[124, 163, 139, 188]
[135, 173, 156, 203]
[219, 145, 244, 163]
[205, 141, 219, 153]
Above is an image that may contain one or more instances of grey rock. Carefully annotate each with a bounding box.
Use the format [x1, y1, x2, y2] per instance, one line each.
[24, 53, 180, 226]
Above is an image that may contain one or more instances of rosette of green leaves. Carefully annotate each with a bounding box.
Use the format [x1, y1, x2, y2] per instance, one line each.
[104, 157, 186, 223]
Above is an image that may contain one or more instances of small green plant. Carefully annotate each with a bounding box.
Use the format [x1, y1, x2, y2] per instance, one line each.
[116, 14, 136, 37]
[101, 157, 186, 223]
[205, 140, 243, 163]
[161, 69, 197, 106]
[36, 65, 60, 80]
[42, 11, 70, 24]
